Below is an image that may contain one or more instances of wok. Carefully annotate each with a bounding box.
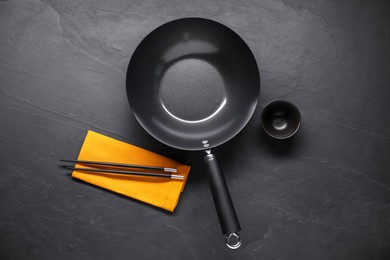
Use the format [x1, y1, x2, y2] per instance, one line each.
[126, 18, 260, 248]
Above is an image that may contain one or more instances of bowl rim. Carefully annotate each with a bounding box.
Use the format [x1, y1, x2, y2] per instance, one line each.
[260, 99, 301, 139]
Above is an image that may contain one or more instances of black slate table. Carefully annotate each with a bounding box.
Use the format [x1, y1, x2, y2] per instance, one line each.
[1, 0, 389, 259]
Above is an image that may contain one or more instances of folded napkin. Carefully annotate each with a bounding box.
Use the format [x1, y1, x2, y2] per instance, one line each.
[71, 130, 190, 212]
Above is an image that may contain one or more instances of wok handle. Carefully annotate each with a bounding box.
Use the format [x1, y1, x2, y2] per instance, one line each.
[204, 152, 241, 249]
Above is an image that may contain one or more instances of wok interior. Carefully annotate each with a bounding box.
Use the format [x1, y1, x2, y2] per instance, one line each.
[127, 18, 260, 150]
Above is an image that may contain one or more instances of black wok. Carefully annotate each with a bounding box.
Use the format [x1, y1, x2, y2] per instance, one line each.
[126, 18, 260, 249]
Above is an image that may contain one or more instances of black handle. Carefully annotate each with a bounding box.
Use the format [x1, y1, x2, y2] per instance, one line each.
[204, 152, 241, 249]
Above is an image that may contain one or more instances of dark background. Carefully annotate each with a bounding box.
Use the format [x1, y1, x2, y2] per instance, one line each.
[1, 0, 389, 259]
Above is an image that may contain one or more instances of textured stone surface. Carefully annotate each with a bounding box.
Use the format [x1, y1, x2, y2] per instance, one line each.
[1, 0, 389, 259]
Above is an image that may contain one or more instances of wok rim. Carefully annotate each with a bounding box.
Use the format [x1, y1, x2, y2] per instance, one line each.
[126, 17, 260, 151]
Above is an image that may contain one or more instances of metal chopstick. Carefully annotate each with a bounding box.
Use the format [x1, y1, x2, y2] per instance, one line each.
[60, 159, 177, 173]
[66, 167, 184, 180]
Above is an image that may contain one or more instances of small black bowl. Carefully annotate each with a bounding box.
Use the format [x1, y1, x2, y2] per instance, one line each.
[261, 100, 301, 139]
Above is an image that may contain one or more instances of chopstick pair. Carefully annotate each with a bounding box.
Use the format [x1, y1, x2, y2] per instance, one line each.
[61, 159, 184, 180]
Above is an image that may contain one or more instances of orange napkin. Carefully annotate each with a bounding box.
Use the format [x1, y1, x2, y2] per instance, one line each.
[71, 130, 190, 212]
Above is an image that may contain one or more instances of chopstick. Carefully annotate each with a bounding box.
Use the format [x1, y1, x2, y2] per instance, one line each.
[65, 167, 184, 180]
[60, 159, 177, 173]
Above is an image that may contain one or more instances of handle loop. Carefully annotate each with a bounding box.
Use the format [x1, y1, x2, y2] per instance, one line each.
[225, 233, 242, 249]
